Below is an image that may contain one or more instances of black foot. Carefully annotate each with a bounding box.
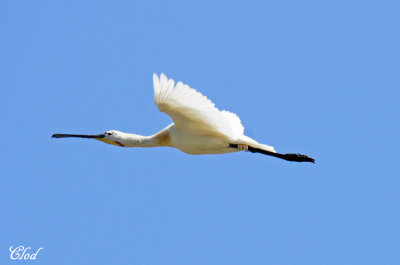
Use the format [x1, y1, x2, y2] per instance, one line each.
[283, 153, 315, 163]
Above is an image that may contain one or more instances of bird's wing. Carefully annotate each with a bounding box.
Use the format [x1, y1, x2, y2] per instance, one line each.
[153, 73, 244, 140]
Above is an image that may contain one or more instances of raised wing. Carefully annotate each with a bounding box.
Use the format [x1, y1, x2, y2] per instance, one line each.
[153, 73, 244, 140]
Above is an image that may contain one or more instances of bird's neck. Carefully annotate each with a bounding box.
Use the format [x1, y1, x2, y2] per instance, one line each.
[119, 134, 156, 147]
[119, 127, 171, 148]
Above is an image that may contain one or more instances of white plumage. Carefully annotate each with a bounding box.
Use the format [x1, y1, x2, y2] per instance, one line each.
[53, 73, 315, 163]
[152, 73, 275, 154]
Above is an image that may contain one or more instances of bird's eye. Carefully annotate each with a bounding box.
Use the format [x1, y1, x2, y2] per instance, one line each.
[106, 132, 113, 136]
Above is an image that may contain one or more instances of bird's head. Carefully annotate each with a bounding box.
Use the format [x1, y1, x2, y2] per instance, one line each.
[52, 130, 127, 147]
[98, 130, 126, 146]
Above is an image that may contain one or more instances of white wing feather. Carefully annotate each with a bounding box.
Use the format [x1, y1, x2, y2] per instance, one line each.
[153, 73, 244, 140]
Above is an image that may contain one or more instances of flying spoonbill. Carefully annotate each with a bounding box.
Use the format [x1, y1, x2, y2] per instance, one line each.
[52, 73, 315, 163]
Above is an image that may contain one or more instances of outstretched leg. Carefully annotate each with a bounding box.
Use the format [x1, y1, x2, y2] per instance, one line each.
[229, 144, 315, 163]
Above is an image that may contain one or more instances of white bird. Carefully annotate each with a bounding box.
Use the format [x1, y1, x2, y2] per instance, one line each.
[53, 73, 314, 163]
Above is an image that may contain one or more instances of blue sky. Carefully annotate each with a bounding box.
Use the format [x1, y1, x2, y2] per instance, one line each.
[1, 0, 399, 264]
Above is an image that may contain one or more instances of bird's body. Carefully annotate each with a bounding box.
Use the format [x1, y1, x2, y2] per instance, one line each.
[53, 73, 314, 163]
[169, 124, 236, 155]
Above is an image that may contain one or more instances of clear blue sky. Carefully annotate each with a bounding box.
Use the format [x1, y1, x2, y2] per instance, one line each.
[1, 1, 399, 264]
